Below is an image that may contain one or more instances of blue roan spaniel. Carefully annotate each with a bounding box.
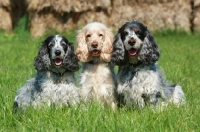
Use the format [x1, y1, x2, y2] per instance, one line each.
[111, 20, 185, 108]
[14, 35, 80, 112]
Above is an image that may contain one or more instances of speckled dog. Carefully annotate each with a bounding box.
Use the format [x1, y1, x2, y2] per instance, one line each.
[111, 20, 185, 108]
[14, 35, 80, 112]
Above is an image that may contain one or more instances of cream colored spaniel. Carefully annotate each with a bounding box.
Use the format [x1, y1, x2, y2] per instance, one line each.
[76, 22, 117, 109]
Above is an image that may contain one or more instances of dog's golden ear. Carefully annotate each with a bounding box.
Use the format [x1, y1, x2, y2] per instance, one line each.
[75, 30, 92, 62]
[100, 28, 114, 62]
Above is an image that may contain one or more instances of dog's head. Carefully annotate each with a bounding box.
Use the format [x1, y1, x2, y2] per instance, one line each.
[34, 35, 79, 71]
[111, 20, 160, 66]
[75, 22, 114, 62]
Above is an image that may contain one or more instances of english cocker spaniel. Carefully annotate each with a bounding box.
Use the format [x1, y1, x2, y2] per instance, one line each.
[111, 20, 185, 108]
[14, 35, 80, 112]
[76, 22, 117, 109]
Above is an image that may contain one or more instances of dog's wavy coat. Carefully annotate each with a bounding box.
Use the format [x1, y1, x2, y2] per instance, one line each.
[14, 35, 80, 111]
[111, 20, 185, 108]
[76, 22, 117, 109]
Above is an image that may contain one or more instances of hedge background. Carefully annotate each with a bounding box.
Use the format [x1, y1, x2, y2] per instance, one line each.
[0, 0, 200, 37]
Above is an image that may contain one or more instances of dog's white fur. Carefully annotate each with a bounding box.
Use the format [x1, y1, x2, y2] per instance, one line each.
[117, 65, 185, 108]
[14, 35, 80, 111]
[15, 72, 79, 107]
[76, 22, 117, 109]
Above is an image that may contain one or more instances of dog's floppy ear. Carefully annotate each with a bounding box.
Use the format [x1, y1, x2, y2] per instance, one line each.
[34, 37, 51, 71]
[111, 33, 129, 66]
[63, 42, 80, 71]
[75, 30, 92, 62]
[100, 29, 114, 62]
[138, 30, 160, 65]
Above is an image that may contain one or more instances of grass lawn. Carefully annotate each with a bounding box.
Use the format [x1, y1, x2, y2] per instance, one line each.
[0, 27, 200, 131]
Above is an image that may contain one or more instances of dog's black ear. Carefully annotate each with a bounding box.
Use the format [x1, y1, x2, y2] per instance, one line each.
[34, 38, 51, 71]
[111, 33, 129, 66]
[63, 42, 80, 72]
[138, 30, 160, 65]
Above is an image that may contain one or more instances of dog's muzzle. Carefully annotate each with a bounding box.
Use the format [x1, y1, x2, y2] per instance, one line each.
[128, 39, 136, 46]
[53, 50, 63, 66]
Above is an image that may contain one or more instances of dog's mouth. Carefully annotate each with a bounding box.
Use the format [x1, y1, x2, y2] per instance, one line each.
[53, 58, 63, 66]
[128, 48, 138, 56]
[91, 50, 100, 56]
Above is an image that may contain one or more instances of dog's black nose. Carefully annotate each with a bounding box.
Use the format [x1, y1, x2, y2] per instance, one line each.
[55, 50, 61, 56]
[128, 39, 136, 46]
[91, 43, 98, 48]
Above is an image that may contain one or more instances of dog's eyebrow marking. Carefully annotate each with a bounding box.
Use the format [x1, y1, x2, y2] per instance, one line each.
[135, 28, 139, 33]
[61, 41, 66, 45]
[124, 28, 129, 32]
[48, 41, 54, 46]
[124, 28, 129, 34]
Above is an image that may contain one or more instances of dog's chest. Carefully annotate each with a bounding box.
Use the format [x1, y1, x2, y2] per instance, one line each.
[81, 63, 114, 84]
[80, 63, 116, 98]
[52, 75, 66, 84]
[118, 66, 160, 93]
[37, 73, 75, 98]
[50, 72, 75, 84]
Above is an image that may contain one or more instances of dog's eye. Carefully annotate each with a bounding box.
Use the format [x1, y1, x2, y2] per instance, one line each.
[48, 43, 54, 48]
[61, 42, 66, 46]
[135, 29, 141, 36]
[99, 34, 103, 37]
[124, 31, 128, 35]
[135, 31, 140, 37]
[86, 34, 91, 38]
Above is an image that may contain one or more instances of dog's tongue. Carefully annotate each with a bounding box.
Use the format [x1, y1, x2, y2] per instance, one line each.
[92, 50, 100, 55]
[54, 59, 63, 66]
[128, 49, 137, 56]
